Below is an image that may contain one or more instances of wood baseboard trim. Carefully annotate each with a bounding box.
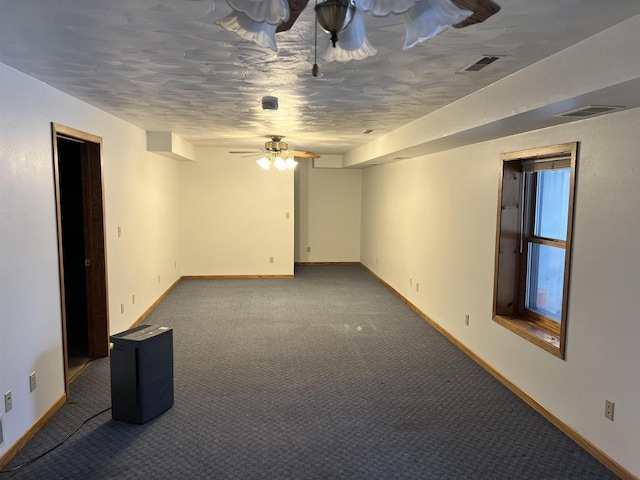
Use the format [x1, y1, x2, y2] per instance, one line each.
[1, 277, 184, 469]
[128, 273, 294, 331]
[361, 263, 637, 480]
[127, 272, 296, 332]
[68, 360, 94, 383]
[295, 262, 361, 266]
[0, 394, 67, 469]
[127, 276, 183, 330]
[181, 274, 294, 279]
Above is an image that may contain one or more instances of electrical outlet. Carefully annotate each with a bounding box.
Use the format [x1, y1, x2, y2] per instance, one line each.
[605, 400, 614, 421]
[117, 226, 122, 237]
[120, 303, 125, 314]
[409, 278, 413, 287]
[29, 372, 37, 392]
[465, 314, 470, 326]
[132, 294, 136, 305]
[269, 256, 274, 264]
[307, 247, 311, 253]
[285, 212, 290, 219]
[157, 275, 161, 283]
[4, 391, 12, 412]
[416, 283, 420, 292]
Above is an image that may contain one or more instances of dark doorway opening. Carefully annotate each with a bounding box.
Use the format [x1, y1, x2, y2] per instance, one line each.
[52, 124, 109, 395]
[58, 138, 90, 362]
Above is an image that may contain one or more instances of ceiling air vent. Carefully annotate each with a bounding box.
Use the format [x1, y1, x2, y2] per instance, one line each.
[554, 105, 625, 118]
[362, 129, 375, 135]
[458, 55, 501, 73]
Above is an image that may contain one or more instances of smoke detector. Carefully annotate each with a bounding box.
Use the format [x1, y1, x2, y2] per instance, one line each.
[262, 96, 279, 111]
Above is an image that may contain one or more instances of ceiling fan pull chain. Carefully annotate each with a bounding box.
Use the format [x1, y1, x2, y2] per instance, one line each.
[313, 0, 320, 77]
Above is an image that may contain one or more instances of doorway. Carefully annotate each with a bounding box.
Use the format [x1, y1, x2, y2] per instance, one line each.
[52, 124, 109, 395]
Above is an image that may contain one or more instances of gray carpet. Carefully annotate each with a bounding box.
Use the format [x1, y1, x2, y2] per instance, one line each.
[2, 265, 615, 479]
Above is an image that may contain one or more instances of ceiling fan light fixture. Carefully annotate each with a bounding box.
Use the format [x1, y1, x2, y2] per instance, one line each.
[220, 0, 501, 59]
[216, 11, 279, 51]
[274, 156, 288, 170]
[401, 0, 472, 51]
[315, 0, 356, 47]
[285, 158, 298, 169]
[257, 156, 271, 170]
[320, 8, 376, 62]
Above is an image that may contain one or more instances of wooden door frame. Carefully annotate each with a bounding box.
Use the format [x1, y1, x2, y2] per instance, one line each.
[52, 123, 110, 398]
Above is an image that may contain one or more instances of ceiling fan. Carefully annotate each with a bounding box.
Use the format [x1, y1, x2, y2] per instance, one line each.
[230, 136, 321, 170]
[217, 0, 501, 65]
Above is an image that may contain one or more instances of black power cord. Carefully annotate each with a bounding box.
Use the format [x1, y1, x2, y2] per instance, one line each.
[0, 407, 111, 475]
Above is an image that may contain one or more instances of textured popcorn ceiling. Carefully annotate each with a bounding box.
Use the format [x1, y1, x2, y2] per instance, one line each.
[1, 0, 639, 154]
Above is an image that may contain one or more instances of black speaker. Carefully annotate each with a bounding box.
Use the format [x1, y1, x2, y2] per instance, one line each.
[110, 324, 174, 424]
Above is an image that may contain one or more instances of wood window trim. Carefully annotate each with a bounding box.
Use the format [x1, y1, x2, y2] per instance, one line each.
[493, 142, 578, 359]
[493, 314, 562, 357]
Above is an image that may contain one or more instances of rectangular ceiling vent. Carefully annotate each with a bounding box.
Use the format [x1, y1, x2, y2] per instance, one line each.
[554, 105, 625, 118]
[458, 55, 501, 73]
[361, 129, 375, 135]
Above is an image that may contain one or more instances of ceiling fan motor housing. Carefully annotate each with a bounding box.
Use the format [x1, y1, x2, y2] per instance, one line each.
[265, 139, 288, 151]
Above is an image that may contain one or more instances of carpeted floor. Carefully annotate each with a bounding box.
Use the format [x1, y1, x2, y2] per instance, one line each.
[1, 265, 615, 479]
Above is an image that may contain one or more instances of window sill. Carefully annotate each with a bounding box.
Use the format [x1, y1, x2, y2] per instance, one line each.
[493, 315, 564, 359]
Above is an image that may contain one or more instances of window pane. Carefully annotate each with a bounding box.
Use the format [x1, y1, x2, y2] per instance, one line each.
[534, 168, 570, 240]
[526, 243, 565, 323]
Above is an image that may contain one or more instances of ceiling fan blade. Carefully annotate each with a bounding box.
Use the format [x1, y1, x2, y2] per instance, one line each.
[451, 0, 501, 28]
[229, 150, 263, 154]
[289, 151, 321, 159]
[276, 0, 310, 33]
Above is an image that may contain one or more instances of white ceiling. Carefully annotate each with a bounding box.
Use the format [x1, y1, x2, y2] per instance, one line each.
[1, 0, 639, 155]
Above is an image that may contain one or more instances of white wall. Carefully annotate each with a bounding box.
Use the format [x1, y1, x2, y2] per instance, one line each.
[0, 63, 181, 457]
[179, 148, 294, 276]
[360, 107, 640, 476]
[103, 128, 182, 337]
[295, 159, 362, 262]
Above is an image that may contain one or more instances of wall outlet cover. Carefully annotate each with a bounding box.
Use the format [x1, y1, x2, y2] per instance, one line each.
[605, 400, 614, 421]
[4, 391, 11, 413]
